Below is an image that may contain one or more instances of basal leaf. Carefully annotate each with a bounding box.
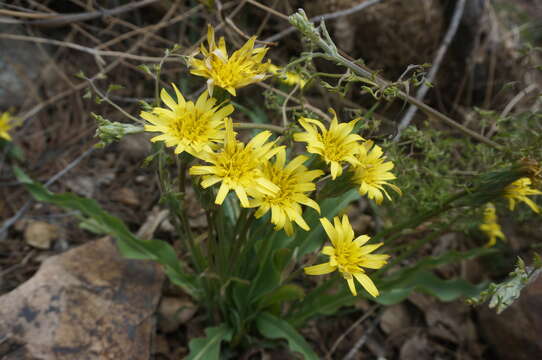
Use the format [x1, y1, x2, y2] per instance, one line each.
[14, 166, 197, 297]
[256, 312, 318, 360]
[186, 324, 232, 360]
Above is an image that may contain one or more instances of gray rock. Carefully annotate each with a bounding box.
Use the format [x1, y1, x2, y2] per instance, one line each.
[0, 24, 48, 108]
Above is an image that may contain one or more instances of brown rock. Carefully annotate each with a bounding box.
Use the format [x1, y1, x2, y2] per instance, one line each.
[24, 221, 59, 249]
[0, 237, 164, 360]
[112, 187, 140, 207]
[157, 297, 197, 334]
[118, 133, 152, 160]
[380, 304, 411, 335]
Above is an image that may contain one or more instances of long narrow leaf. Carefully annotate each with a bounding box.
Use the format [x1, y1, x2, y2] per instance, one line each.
[256, 312, 319, 360]
[14, 166, 197, 296]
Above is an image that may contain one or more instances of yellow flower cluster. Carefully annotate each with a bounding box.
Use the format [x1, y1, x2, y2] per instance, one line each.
[142, 27, 393, 297]
[479, 203, 505, 247]
[294, 110, 400, 204]
[144, 28, 326, 235]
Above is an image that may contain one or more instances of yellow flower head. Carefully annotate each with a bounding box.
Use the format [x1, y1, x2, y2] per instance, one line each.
[0, 111, 16, 141]
[250, 148, 324, 236]
[142, 84, 233, 158]
[189, 25, 270, 96]
[503, 177, 542, 213]
[293, 110, 363, 180]
[189, 119, 283, 207]
[479, 203, 505, 247]
[304, 215, 389, 297]
[351, 140, 401, 204]
[268, 64, 307, 88]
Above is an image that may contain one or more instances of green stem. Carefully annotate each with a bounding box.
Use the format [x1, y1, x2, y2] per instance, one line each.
[229, 209, 256, 275]
[373, 190, 468, 244]
[289, 11, 503, 151]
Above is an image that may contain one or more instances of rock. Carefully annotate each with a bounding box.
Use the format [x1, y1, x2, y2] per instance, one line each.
[112, 187, 140, 207]
[0, 237, 164, 360]
[118, 133, 152, 160]
[157, 297, 197, 334]
[478, 274, 542, 360]
[0, 25, 48, 107]
[64, 176, 95, 197]
[400, 333, 432, 360]
[24, 221, 59, 249]
[380, 303, 411, 335]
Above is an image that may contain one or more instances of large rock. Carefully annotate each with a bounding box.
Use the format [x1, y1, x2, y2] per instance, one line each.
[0, 237, 164, 359]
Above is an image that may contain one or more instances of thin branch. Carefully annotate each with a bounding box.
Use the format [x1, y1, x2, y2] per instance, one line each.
[394, 0, 467, 141]
[262, 0, 384, 42]
[281, 84, 300, 127]
[3, 0, 158, 27]
[342, 312, 381, 360]
[326, 305, 379, 360]
[257, 82, 332, 122]
[0, 33, 181, 63]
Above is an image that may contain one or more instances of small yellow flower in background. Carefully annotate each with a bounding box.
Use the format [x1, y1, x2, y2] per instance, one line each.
[0, 111, 16, 141]
[250, 148, 324, 236]
[189, 25, 270, 96]
[479, 203, 506, 247]
[304, 215, 389, 297]
[190, 119, 282, 207]
[268, 64, 307, 88]
[503, 177, 542, 213]
[142, 84, 233, 158]
[351, 140, 401, 204]
[293, 109, 363, 180]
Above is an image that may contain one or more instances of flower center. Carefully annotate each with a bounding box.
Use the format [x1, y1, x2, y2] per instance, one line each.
[333, 242, 363, 275]
[320, 133, 349, 162]
[264, 168, 296, 205]
[172, 111, 210, 141]
[216, 145, 258, 182]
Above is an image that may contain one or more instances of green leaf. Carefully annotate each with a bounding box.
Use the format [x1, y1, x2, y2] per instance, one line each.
[13, 166, 198, 297]
[273, 248, 293, 274]
[287, 278, 356, 327]
[256, 313, 319, 360]
[186, 324, 232, 360]
[258, 284, 305, 310]
[0, 140, 25, 162]
[376, 270, 486, 305]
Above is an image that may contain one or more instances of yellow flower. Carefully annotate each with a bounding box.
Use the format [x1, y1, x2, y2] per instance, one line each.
[304, 215, 389, 297]
[0, 112, 16, 141]
[189, 25, 270, 96]
[293, 110, 363, 180]
[142, 84, 233, 158]
[250, 148, 323, 235]
[479, 203, 506, 247]
[189, 119, 282, 207]
[503, 177, 542, 213]
[268, 64, 307, 88]
[351, 140, 401, 204]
